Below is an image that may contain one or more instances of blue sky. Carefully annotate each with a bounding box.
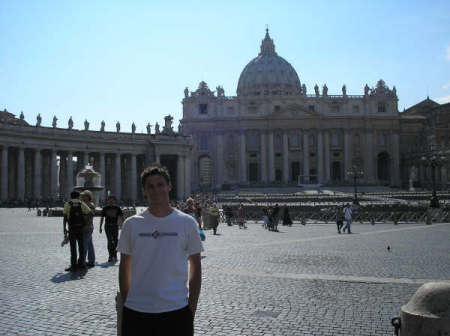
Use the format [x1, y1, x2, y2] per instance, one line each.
[1, 1, 449, 132]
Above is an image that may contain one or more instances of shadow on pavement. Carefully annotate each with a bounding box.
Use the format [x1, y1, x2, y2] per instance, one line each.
[98, 261, 117, 268]
[51, 269, 88, 283]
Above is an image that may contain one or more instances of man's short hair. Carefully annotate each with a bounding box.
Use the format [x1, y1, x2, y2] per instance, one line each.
[70, 190, 80, 199]
[141, 165, 171, 187]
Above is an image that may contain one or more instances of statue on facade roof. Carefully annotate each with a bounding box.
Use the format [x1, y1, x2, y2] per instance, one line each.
[116, 121, 120, 133]
[178, 123, 183, 135]
[184, 87, 189, 98]
[392, 85, 397, 97]
[20, 111, 24, 120]
[322, 84, 328, 96]
[131, 122, 136, 134]
[216, 86, 225, 97]
[36, 113, 42, 127]
[146, 123, 152, 134]
[100, 120, 105, 132]
[155, 122, 160, 134]
[52, 116, 57, 128]
[68, 117, 73, 130]
[314, 84, 319, 96]
[84, 119, 89, 131]
[302, 84, 307, 95]
[364, 84, 370, 96]
[342, 84, 347, 97]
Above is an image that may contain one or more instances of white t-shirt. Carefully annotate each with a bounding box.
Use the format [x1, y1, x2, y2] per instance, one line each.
[117, 208, 204, 313]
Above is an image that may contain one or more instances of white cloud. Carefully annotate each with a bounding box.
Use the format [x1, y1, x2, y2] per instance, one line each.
[436, 95, 450, 104]
[447, 45, 450, 61]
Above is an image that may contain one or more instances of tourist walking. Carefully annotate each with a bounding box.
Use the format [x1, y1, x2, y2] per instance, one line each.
[81, 190, 96, 267]
[63, 190, 92, 272]
[208, 203, 220, 235]
[271, 204, 280, 232]
[223, 205, 233, 226]
[238, 203, 247, 229]
[335, 204, 344, 234]
[282, 206, 292, 226]
[118, 165, 203, 336]
[100, 195, 124, 263]
[342, 203, 352, 234]
[262, 207, 269, 229]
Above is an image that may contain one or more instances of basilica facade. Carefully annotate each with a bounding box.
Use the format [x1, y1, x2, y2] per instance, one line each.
[181, 30, 401, 189]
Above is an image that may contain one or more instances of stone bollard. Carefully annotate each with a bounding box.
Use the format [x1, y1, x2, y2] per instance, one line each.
[392, 282, 450, 335]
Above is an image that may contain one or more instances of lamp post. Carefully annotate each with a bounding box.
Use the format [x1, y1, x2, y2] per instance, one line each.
[421, 147, 446, 208]
[347, 166, 364, 205]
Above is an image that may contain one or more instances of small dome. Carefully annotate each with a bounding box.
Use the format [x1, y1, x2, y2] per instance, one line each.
[237, 29, 301, 96]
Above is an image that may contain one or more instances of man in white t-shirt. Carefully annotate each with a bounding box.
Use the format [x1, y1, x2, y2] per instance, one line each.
[118, 165, 203, 336]
[342, 203, 353, 234]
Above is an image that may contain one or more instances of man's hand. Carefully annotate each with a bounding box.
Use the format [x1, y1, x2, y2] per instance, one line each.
[188, 253, 202, 318]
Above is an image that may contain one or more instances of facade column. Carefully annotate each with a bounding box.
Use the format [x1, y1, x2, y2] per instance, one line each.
[1, 146, 7, 202]
[239, 131, 247, 183]
[155, 152, 160, 164]
[441, 165, 448, 187]
[50, 149, 57, 200]
[391, 132, 400, 187]
[364, 130, 375, 184]
[177, 155, 184, 200]
[260, 131, 267, 183]
[83, 152, 89, 167]
[344, 130, 351, 182]
[184, 155, 191, 197]
[66, 151, 73, 198]
[115, 153, 121, 201]
[268, 131, 275, 182]
[130, 153, 137, 204]
[99, 152, 105, 202]
[34, 149, 41, 200]
[282, 131, 289, 183]
[17, 147, 25, 201]
[324, 131, 331, 183]
[317, 131, 324, 184]
[303, 131, 309, 184]
[216, 133, 224, 188]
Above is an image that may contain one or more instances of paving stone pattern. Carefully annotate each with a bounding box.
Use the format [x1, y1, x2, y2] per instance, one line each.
[0, 208, 449, 335]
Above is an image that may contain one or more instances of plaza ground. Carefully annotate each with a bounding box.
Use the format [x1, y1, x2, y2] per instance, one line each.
[0, 208, 449, 335]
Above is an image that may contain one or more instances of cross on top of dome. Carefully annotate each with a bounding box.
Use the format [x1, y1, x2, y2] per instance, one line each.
[259, 27, 276, 56]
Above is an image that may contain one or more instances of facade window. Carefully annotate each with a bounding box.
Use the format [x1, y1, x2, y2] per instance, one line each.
[378, 102, 386, 113]
[378, 134, 386, 146]
[331, 104, 340, 113]
[309, 134, 315, 146]
[248, 134, 258, 149]
[199, 135, 208, 150]
[199, 104, 208, 114]
[352, 105, 360, 114]
[227, 106, 234, 113]
[289, 133, 300, 148]
[331, 133, 339, 147]
[308, 105, 315, 112]
[274, 105, 281, 112]
[274, 134, 282, 148]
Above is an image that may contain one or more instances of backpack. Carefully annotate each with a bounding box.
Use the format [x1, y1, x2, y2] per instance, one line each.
[69, 201, 85, 229]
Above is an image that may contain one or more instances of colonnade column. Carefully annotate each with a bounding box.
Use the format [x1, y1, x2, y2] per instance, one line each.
[344, 130, 351, 181]
[239, 131, 247, 183]
[34, 149, 41, 200]
[268, 131, 275, 182]
[130, 154, 137, 204]
[184, 156, 191, 197]
[282, 131, 289, 184]
[99, 152, 105, 202]
[177, 155, 184, 200]
[391, 132, 400, 187]
[216, 133, 224, 189]
[50, 149, 57, 199]
[324, 131, 331, 183]
[317, 132, 324, 184]
[260, 132, 267, 183]
[303, 132, 309, 184]
[1, 147, 7, 201]
[364, 130, 375, 183]
[17, 147, 25, 201]
[115, 153, 121, 201]
[66, 152, 73, 198]
[83, 152, 89, 167]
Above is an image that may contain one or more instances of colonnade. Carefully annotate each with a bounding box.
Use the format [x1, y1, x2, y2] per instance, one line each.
[0, 146, 190, 204]
[214, 128, 401, 187]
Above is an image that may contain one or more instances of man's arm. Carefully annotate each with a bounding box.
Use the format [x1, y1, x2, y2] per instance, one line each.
[99, 216, 104, 233]
[188, 253, 202, 317]
[119, 253, 132, 302]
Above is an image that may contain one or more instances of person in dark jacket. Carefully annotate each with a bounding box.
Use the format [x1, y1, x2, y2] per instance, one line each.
[282, 206, 292, 226]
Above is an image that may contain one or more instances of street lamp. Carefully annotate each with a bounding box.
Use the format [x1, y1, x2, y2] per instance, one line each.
[347, 166, 364, 205]
[421, 148, 447, 208]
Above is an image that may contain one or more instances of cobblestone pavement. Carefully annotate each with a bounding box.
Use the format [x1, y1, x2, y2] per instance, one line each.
[0, 208, 449, 335]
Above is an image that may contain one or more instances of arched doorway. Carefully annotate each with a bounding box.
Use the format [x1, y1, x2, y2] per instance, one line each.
[198, 156, 213, 188]
[377, 152, 390, 184]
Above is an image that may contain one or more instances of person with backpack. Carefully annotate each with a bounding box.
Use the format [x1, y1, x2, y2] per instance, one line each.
[81, 190, 96, 267]
[63, 190, 92, 272]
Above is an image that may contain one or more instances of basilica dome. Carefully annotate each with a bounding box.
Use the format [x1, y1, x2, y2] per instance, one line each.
[237, 29, 301, 96]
